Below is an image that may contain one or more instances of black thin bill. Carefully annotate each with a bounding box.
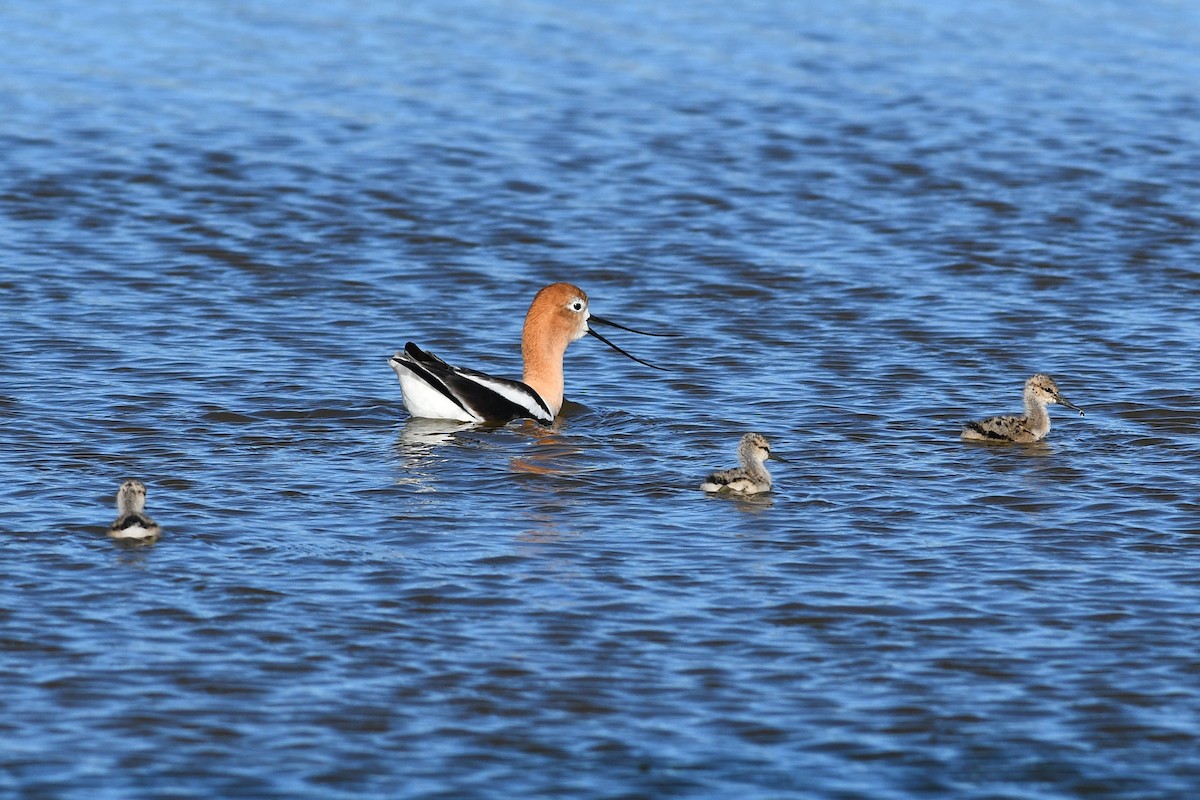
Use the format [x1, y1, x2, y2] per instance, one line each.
[589, 314, 678, 337]
[587, 326, 668, 371]
[1058, 396, 1085, 416]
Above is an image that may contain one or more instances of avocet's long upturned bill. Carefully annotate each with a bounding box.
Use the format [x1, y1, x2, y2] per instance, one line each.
[961, 373, 1085, 443]
[389, 283, 669, 424]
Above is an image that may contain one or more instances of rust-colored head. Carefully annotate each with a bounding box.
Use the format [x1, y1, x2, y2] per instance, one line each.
[519, 282, 666, 417]
[519, 283, 591, 416]
[521, 282, 591, 358]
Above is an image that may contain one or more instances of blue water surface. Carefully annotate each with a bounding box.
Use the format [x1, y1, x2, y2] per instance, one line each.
[2, 1, 1199, 797]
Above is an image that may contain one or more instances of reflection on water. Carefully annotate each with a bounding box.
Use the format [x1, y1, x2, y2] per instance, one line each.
[395, 417, 476, 451]
[393, 418, 475, 491]
[711, 492, 775, 514]
[517, 510, 577, 543]
[509, 427, 587, 477]
[109, 543, 157, 565]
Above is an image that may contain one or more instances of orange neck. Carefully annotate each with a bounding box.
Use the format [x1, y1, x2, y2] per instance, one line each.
[522, 334, 566, 416]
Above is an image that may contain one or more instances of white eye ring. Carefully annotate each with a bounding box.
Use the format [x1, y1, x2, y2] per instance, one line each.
[569, 299, 585, 312]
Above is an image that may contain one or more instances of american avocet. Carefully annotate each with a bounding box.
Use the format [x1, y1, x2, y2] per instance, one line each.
[701, 433, 774, 494]
[389, 282, 668, 424]
[107, 479, 161, 542]
[961, 373, 1085, 443]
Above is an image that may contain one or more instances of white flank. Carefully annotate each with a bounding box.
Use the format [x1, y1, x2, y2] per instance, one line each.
[390, 359, 481, 422]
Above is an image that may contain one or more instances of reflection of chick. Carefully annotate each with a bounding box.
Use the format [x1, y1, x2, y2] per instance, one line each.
[962, 374, 1084, 443]
[701, 433, 774, 495]
[107, 480, 161, 542]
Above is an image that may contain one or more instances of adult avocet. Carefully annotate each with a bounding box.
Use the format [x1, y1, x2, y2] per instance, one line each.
[107, 479, 162, 542]
[389, 282, 668, 424]
[961, 373, 1085, 443]
[701, 433, 775, 494]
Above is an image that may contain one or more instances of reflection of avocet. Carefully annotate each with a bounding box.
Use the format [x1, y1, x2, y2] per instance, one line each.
[389, 283, 669, 424]
[393, 418, 474, 491]
[397, 417, 475, 449]
[961, 373, 1084, 443]
[108, 479, 161, 542]
[701, 433, 775, 495]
